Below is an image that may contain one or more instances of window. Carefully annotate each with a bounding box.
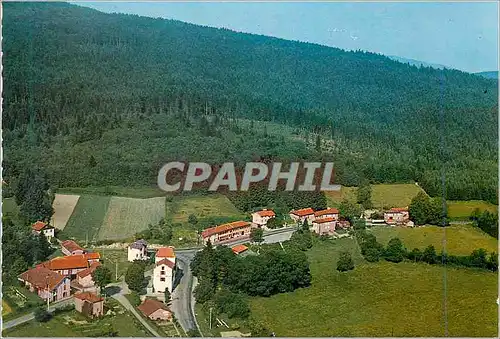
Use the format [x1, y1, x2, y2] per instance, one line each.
[160, 278, 165, 282]
[161, 270, 165, 275]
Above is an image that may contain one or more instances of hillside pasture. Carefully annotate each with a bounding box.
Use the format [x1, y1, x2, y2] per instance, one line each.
[170, 194, 244, 223]
[51, 194, 80, 230]
[371, 183, 426, 209]
[2, 300, 12, 316]
[98, 197, 165, 240]
[370, 224, 498, 256]
[325, 186, 358, 207]
[61, 195, 110, 242]
[249, 238, 498, 337]
[447, 200, 498, 220]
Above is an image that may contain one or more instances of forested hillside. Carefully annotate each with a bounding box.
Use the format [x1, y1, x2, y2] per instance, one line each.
[3, 2, 498, 203]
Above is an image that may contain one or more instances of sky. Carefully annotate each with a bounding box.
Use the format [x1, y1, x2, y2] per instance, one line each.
[74, 1, 499, 73]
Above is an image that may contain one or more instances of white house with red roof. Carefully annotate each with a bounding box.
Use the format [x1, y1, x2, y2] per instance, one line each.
[384, 207, 410, 225]
[18, 266, 71, 302]
[201, 220, 252, 245]
[32, 221, 55, 240]
[289, 208, 315, 224]
[251, 209, 276, 229]
[153, 247, 176, 295]
[314, 208, 339, 221]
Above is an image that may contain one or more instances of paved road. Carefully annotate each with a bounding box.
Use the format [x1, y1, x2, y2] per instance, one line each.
[2, 296, 75, 330]
[170, 227, 297, 336]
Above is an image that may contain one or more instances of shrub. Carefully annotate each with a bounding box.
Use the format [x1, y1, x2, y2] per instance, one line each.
[34, 307, 51, 322]
[336, 251, 355, 272]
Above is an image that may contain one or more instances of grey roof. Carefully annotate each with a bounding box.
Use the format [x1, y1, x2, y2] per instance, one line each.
[129, 239, 147, 249]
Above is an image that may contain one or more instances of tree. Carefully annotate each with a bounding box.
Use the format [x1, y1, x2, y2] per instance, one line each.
[337, 252, 355, 272]
[15, 169, 54, 223]
[364, 247, 382, 262]
[188, 214, 198, 226]
[407, 248, 423, 262]
[409, 192, 429, 225]
[486, 252, 498, 272]
[315, 134, 321, 151]
[186, 329, 201, 337]
[92, 266, 112, 296]
[356, 182, 372, 210]
[422, 245, 437, 264]
[267, 217, 284, 229]
[34, 307, 51, 322]
[125, 262, 146, 292]
[164, 288, 171, 304]
[301, 219, 310, 232]
[468, 248, 489, 269]
[384, 238, 406, 263]
[250, 227, 264, 244]
[339, 199, 361, 223]
[33, 234, 53, 263]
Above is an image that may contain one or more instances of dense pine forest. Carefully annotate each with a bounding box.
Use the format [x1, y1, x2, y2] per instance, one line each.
[3, 2, 498, 203]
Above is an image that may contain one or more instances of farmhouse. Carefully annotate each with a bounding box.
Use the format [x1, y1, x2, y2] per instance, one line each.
[128, 239, 148, 262]
[251, 209, 276, 229]
[384, 207, 410, 225]
[201, 220, 252, 245]
[61, 240, 86, 256]
[41, 253, 100, 278]
[231, 244, 249, 255]
[74, 292, 104, 318]
[137, 298, 173, 321]
[31, 221, 55, 240]
[18, 266, 71, 302]
[289, 208, 315, 224]
[314, 208, 339, 220]
[73, 262, 101, 292]
[311, 217, 336, 235]
[153, 247, 176, 294]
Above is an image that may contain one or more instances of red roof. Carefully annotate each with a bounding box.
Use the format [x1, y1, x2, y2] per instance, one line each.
[156, 258, 175, 269]
[18, 266, 66, 291]
[77, 262, 101, 278]
[137, 298, 171, 317]
[42, 255, 89, 270]
[231, 244, 248, 254]
[314, 208, 339, 217]
[32, 221, 52, 232]
[202, 221, 251, 238]
[313, 217, 336, 224]
[387, 207, 409, 213]
[74, 292, 103, 303]
[156, 247, 175, 258]
[85, 252, 101, 260]
[61, 240, 84, 253]
[254, 209, 276, 217]
[290, 208, 314, 217]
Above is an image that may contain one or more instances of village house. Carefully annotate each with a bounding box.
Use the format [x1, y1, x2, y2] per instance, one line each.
[41, 253, 100, 278]
[384, 207, 410, 225]
[311, 217, 337, 235]
[61, 240, 86, 256]
[128, 239, 148, 262]
[289, 208, 315, 224]
[314, 208, 339, 220]
[153, 247, 176, 295]
[137, 298, 173, 321]
[231, 244, 249, 255]
[74, 292, 104, 318]
[251, 209, 276, 230]
[201, 221, 252, 245]
[18, 266, 71, 302]
[32, 221, 55, 241]
[73, 262, 101, 293]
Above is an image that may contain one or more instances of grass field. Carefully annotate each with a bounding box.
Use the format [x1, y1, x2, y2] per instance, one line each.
[249, 238, 498, 337]
[98, 196, 165, 240]
[2, 300, 12, 316]
[371, 183, 426, 209]
[325, 186, 358, 207]
[2, 299, 151, 337]
[51, 194, 80, 230]
[61, 195, 111, 242]
[371, 224, 498, 256]
[170, 194, 245, 223]
[325, 183, 426, 210]
[97, 248, 132, 282]
[447, 200, 498, 220]
[58, 186, 167, 199]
